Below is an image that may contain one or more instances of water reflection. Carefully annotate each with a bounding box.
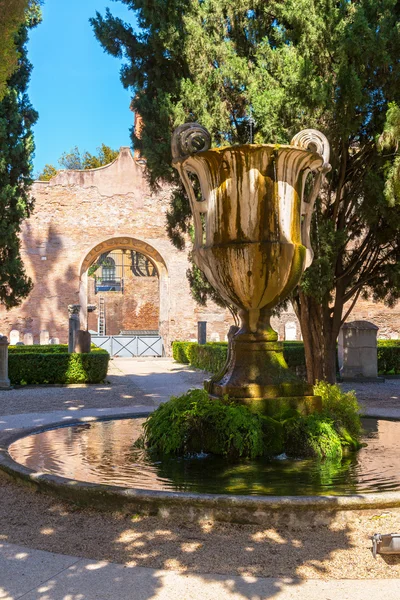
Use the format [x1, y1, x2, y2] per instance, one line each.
[9, 417, 400, 496]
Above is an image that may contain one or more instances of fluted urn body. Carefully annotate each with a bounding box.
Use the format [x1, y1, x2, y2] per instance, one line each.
[172, 125, 330, 415]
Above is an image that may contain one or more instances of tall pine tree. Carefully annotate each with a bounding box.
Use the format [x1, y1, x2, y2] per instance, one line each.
[92, 0, 400, 382]
[0, 6, 40, 308]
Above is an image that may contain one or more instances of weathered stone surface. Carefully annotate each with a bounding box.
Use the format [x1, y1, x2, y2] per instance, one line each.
[75, 330, 91, 353]
[23, 333, 33, 345]
[0, 336, 11, 389]
[9, 330, 19, 346]
[338, 321, 379, 380]
[39, 330, 49, 345]
[68, 305, 80, 353]
[173, 125, 327, 410]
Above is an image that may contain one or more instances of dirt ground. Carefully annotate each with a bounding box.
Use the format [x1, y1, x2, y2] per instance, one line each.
[1, 362, 399, 580]
[1, 473, 400, 580]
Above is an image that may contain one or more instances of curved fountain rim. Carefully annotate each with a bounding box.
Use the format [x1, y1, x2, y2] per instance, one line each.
[2, 412, 400, 513]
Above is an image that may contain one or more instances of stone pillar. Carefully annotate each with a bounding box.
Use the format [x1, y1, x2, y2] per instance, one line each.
[68, 304, 81, 353]
[198, 321, 207, 345]
[23, 333, 34, 345]
[40, 330, 49, 345]
[338, 321, 379, 380]
[75, 330, 91, 353]
[49, 337, 60, 345]
[0, 336, 11, 389]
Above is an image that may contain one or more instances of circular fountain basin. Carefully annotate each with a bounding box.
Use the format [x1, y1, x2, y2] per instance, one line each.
[2, 415, 400, 525]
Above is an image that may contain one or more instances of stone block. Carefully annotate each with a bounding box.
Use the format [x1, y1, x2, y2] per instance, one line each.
[338, 320, 378, 380]
[23, 333, 34, 345]
[9, 329, 20, 345]
[0, 335, 10, 388]
[49, 337, 60, 344]
[74, 330, 91, 353]
[40, 330, 49, 345]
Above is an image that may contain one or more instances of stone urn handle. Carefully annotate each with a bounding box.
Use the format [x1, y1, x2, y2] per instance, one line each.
[172, 123, 212, 245]
[291, 129, 331, 268]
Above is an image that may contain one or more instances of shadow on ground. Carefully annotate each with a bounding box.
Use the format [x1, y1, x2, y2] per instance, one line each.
[1, 472, 400, 599]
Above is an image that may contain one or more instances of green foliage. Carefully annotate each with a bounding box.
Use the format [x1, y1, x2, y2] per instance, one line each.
[173, 340, 400, 376]
[8, 348, 109, 385]
[143, 389, 270, 459]
[172, 341, 195, 364]
[37, 164, 58, 181]
[0, 1, 40, 101]
[0, 8, 40, 309]
[314, 380, 361, 440]
[172, 340, 306, 373]
[377, 339, 400, 374]
[143, 383, 361, 460]
[284, 415, 343, 461]
[9, 344, 69, 354]
[92, 0, 400, 383]
[37, 144, 119, 179]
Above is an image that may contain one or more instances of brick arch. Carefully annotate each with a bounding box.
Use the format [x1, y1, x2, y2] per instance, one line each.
[78, 236, 170, 349]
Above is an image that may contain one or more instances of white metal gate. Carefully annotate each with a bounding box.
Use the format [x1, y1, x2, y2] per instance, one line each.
[91, 335, 164, 357]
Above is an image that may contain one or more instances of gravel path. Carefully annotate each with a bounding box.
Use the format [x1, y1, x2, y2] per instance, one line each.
[0, 360, 400, 580]
[341, 379, 400, 411]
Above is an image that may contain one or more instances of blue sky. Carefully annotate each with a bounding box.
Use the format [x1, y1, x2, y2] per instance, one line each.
[28, 1, 137, 175]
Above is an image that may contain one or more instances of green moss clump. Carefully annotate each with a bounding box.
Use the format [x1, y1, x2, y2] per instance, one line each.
[143, 389, 284, 459]
[142, 383, 362, 461]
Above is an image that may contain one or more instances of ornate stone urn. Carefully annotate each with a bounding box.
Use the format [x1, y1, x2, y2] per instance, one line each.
[172, 124, 330, 415]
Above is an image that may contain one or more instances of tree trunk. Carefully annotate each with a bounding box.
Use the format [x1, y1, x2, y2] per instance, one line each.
[293, 291, 339, 384]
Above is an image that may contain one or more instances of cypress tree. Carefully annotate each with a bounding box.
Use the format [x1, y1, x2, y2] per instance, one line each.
[0, 7, 40, 308]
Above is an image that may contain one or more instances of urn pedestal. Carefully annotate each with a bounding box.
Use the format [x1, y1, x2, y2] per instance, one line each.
[172, 125, 330, 416]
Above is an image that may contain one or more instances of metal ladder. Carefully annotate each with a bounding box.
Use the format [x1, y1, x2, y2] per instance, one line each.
[98, 296, 106, 335]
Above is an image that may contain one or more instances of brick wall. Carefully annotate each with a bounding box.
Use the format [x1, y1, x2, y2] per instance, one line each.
[0, 147, 398, 349]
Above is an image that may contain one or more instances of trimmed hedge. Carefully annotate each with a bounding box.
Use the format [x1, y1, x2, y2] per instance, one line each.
[377, 340, 400, 375]
[172, 340, 306, 374]
[172, 339, 400, 375]
[8, 347, 109, 385]
[9, 344, 68, 354]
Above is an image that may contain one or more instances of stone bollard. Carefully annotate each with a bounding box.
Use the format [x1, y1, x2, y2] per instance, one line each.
[40, 330, 49, 345]
[74, 330, 91, 353]
[338, 321, 379, 380]
[197, 321, 207, 345]
[23, 333, 34, 345]
[68, 304, 81, 353]
[0, 336, 11, 389]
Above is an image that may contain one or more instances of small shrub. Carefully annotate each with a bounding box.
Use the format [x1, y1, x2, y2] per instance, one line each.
[314, 381, 361, 439]
[8, 349, 109, 385]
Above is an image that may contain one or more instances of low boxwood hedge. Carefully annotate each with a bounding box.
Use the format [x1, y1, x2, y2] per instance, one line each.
[172, 339, 400, 375]
[9, 344, 69, 354]
[377, 340, 400, 375]
[8, 347, 109, 385]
